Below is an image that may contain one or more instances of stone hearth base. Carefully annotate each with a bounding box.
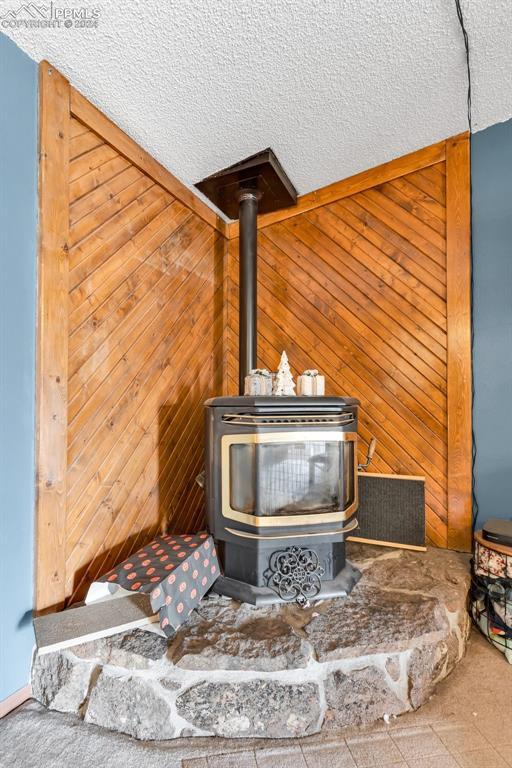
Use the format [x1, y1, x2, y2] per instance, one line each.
[31, 545, 471, 741]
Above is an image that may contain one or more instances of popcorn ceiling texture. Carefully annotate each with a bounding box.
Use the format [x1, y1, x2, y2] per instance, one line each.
[3, 0, 512, 203]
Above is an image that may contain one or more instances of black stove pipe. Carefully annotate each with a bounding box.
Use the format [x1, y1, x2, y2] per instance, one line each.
[238, 188, 260, 394]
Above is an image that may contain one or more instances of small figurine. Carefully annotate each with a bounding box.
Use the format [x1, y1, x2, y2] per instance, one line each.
[297, 369, 325, 396]
[273, 351, 296, 396]
[244, 368, 273, 396]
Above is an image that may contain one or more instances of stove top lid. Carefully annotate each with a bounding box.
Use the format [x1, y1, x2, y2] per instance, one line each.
[204, 395, 360, 408]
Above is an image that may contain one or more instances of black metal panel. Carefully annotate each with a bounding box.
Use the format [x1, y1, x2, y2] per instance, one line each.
[219, 540, 346, 587]
[195, 148, 297, 219]
[204, 398, 360, 539]
[212, 562, 361, 606]
[482, 518, 512, 548]
[204, 395, 360, 409]
[356, 474, 425, 548]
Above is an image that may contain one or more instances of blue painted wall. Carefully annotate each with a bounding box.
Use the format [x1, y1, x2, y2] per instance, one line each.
[472, 118, 512, 528]
[0, 34, 38, 701]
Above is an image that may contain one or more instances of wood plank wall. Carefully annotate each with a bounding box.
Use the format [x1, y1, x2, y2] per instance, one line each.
[37, 63, 228, 609]
[65, 118, 226, 602]
[226, 136, 472, 550]
[37, 60, 471, 610]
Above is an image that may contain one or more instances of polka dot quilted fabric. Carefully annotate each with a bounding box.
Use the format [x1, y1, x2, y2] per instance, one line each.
[98, 532, 220, 635]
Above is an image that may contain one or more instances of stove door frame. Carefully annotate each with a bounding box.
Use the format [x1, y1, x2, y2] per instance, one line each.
[221, 430, 358, 528]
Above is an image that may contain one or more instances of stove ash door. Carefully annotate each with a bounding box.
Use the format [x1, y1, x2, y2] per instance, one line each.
[221, 431, 358, 528]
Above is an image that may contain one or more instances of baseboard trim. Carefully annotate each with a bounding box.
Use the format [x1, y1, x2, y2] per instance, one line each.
[348, 535, 427, 552]
[0, 685, 32, 718]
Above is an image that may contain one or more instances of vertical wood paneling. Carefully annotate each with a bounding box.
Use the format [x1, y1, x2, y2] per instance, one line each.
[36, 62, 70, 611]
[227, 139, 471, 549]
[446, 135, 472, 551]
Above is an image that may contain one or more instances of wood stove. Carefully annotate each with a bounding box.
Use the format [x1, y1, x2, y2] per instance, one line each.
[197, 149, 361, 605]
[204, 395, 360, 604]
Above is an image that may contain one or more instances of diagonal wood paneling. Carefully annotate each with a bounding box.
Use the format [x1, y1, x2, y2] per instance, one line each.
[227, 161, 449, 547]
[37, 66, 229, 611]
[37, 65, 470, 612]
[64, 116, 226, 601]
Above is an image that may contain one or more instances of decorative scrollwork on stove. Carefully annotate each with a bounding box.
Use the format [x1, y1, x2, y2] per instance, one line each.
[265, 546, 325, 607]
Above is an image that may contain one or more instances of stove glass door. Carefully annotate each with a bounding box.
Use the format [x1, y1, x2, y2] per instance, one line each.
[222, 431, 357, 527]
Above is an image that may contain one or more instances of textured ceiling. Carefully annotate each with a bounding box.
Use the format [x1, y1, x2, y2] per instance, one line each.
[3, 0, 512, 213]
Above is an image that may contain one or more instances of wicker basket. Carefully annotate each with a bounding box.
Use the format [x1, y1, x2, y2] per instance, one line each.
[470, 530, 512, 664]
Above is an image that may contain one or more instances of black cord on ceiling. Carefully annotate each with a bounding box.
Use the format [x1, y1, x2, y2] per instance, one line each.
[455, 0, 472, 132]
[454, 0, 479, 531]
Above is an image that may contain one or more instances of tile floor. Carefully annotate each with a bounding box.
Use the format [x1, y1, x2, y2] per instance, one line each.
[1, 629, 511, 768]
[181, 720, 512, 768]
[169, 626, 512, 768]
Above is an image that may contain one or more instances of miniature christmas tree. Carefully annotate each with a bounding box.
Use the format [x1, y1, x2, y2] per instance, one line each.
[273, 351, 296, 396]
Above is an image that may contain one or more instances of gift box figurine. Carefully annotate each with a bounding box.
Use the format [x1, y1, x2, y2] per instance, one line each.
[244, 368, 273, 395]
[86, 531, 220, 636]
[297, 369, 325, 396]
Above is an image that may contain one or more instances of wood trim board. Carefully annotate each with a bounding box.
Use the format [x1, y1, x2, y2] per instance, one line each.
[347, 536, 427, 552]
[446, 133, 472, 551]
[0, 686, 32, 719]
[358, 471, 426, 482]
[36, 62, 71, 612]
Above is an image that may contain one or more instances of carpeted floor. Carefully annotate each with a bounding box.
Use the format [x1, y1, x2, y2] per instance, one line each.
[1, 628, 511, 768]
